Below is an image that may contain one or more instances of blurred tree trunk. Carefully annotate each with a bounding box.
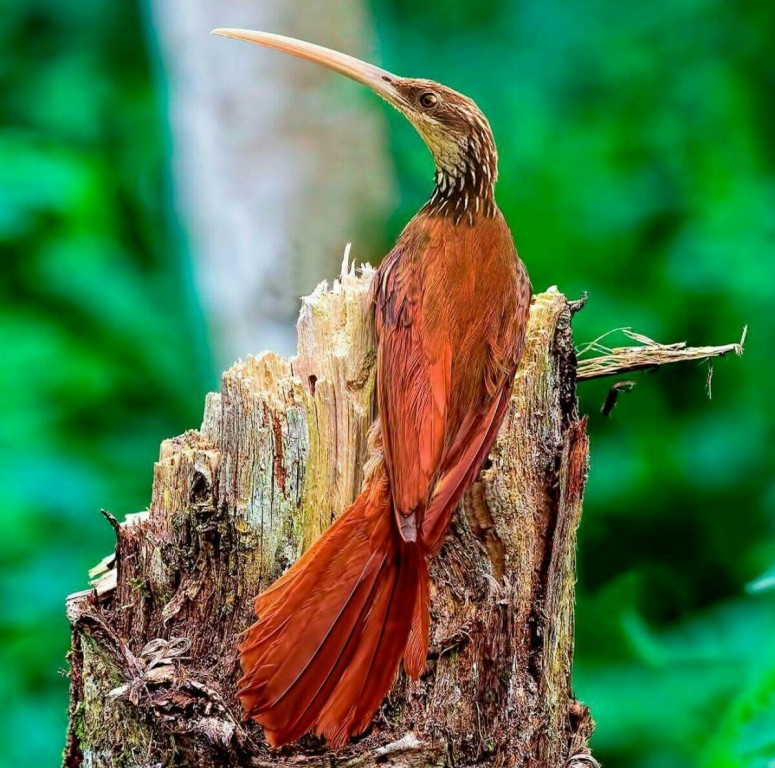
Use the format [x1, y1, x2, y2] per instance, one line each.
[149, 0, 395, 364]
[64, 270, 595, 768]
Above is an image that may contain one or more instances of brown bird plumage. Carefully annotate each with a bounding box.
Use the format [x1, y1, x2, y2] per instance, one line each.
[213, 29, 531, 749]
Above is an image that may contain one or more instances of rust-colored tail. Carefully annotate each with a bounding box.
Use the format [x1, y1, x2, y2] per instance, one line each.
[237, 473, 430, 748]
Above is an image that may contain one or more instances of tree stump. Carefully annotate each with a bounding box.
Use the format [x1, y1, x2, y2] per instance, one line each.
[64, 261, 595, 768]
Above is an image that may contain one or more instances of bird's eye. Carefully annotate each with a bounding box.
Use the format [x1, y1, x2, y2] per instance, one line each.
[419, 92, 438, 109]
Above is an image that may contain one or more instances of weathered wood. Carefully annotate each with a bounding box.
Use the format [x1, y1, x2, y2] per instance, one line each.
[577, 326, 745, 381]
[64, 263, 593, 768]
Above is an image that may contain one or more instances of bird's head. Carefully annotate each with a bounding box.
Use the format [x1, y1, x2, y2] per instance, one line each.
[213, 29, 498, 220]
[384, 78, 497, 190]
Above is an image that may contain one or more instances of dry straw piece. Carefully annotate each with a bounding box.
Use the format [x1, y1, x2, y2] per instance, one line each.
[576, 326, 746, 381]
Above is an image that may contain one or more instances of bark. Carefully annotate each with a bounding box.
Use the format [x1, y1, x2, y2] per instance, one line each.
[64, 264, 595, 768]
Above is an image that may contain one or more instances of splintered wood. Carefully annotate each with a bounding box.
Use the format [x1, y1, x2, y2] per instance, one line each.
[64, 266, 593, 768]
[576, 326, 745, 380]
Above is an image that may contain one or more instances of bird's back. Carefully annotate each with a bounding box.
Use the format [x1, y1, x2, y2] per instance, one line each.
[374, 209, 531, 549]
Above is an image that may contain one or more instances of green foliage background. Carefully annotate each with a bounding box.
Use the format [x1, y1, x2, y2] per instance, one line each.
[0, 1, 210, 764]
[1, 0, 773, 766]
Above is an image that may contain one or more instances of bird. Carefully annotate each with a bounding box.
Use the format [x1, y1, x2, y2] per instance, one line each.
[212, 28, 532, 750]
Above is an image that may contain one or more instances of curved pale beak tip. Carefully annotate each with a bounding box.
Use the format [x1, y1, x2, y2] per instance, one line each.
[211, 28, 254, 40]
[208, 27, 402, 107]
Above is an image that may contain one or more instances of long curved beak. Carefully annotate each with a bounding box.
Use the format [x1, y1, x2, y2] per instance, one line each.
[212, 29, 402, 107]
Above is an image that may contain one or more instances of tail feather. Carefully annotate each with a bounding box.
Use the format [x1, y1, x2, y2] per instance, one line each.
[260, 552, 383, 708]
[252, 506, 366, 616]
[315, 544, 417, 745]
[403, 553, 430, 678]
[237, 476, 430, 748]
[346, 545, 423, 738]
[240, 535, 380, 705]
[256, 553, 387, 745]
[239, 527, 367, 679]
